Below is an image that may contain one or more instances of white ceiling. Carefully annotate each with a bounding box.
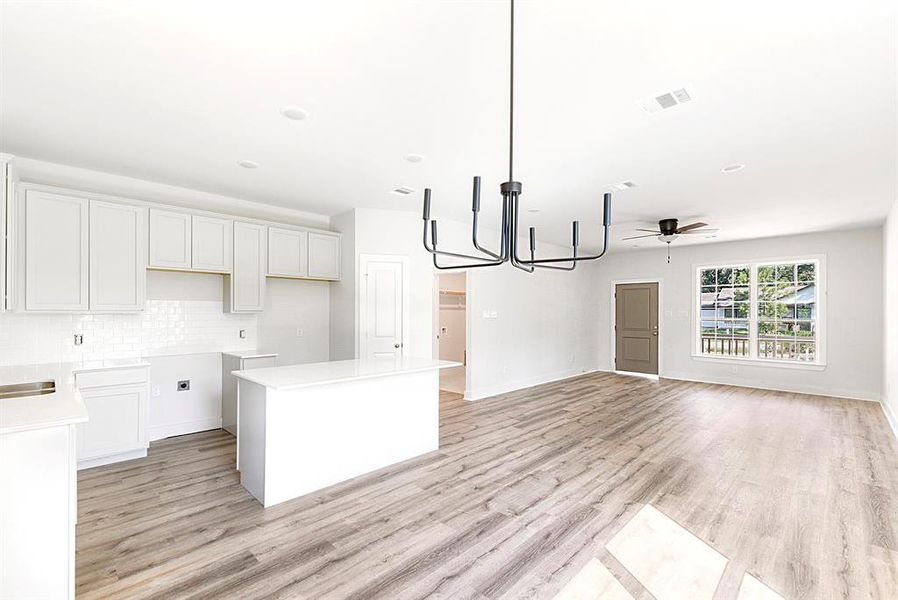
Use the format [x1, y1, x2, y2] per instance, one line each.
[1, 0, 896, 250]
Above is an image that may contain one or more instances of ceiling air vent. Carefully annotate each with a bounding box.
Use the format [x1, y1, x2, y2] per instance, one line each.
[392, 186, 416, 196]
[606, 181, 637, 192]
[640, 86, 695, 114]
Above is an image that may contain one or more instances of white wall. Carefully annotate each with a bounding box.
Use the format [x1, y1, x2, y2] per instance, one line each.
[329, 208, 435, 361]
[259, 278, 330, 366]
[883, 199, 898, 434]
[147, 352, 222, 441]
[590, 227, 883, 401]
[327, 208, 600, 400]
[329, 210, 357, 360]
[466, 257, 598, 399]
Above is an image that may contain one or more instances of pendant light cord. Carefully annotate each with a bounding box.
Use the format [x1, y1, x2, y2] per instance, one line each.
[508, 0, 514, 182]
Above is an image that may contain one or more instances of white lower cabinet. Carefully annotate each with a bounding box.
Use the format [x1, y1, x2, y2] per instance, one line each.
[225, 222, 267, 312]
[221, 353, 277, 436]
[0, 424, 77, 600]
[75, 365, 150, 469]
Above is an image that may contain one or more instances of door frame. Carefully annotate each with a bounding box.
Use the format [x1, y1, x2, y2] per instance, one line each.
[433, 271, 471, 398]
[358, 253, 411, 360]
[610, 278, 664, 379]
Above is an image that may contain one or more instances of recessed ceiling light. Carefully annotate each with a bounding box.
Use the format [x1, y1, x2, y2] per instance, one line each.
[237, 160, 259, 169]
[721, 164, 745, 173]
[392, 186, 416, 196]
[404, 154, 424, 163]
[527, 208, 540, 213]
[280, 106, 309, 120]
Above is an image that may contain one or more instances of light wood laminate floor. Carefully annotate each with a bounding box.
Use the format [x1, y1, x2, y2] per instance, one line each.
[76, 373, 898, 599]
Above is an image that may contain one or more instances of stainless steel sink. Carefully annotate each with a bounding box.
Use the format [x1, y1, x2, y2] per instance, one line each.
[0, 380, 56, 399]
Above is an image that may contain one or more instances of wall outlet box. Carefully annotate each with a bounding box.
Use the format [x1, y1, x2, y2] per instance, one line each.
[177, 380, 190, 392]
[73, 333, 83, 346]
[152, 385, 161, 398]
[296, 328, 304, 337]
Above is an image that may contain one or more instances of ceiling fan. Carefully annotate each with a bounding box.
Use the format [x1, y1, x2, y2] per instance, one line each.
[623, 218, 719, 262]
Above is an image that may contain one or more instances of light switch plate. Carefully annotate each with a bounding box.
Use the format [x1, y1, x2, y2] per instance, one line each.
[239, 329, 247, 339]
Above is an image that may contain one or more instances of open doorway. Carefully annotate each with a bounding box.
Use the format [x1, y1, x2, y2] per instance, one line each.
[436, 272, 466, 393]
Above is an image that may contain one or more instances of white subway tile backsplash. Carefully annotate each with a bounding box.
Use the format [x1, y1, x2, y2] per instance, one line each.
[0, 300, 257, 367]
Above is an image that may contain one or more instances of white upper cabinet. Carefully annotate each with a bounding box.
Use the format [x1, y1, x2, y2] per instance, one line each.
[25, 191, 89, 311]
[148, 209, 191, 270]
[191, 215, 232, 273]
[0, 155, 15, 312]
[267, 227, 308, 278]
[226, 221, 266, 313]
[308, 232, 341, 280]
[89, 201, 147, 312]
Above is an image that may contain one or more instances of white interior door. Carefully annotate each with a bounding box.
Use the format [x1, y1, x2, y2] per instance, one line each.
[360, 255, 407, 360]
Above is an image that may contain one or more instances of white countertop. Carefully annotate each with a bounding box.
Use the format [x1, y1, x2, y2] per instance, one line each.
[232, 357, 461, 391]
[222, 350, 278, 359]
[0, 359, 147, 435]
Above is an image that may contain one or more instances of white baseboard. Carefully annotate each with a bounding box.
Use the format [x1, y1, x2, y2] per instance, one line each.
[882, 400, 898, 441]
[660, 370, 881, 403]
[465, 368, 598, 401]
[77, 448, 147, 470]
[148, 417, 222, 441]
[614, 370, 660, 381]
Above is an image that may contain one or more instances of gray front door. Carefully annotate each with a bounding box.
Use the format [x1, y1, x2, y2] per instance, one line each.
[615, 283, 659, 375]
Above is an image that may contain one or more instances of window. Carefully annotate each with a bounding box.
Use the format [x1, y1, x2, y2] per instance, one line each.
[695, 258, 823, 365]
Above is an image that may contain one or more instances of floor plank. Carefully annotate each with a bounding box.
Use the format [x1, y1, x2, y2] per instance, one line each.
[76, 373, 898, 599]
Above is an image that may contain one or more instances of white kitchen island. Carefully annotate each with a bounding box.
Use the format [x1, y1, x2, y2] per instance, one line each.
[232, 357, 459, 507]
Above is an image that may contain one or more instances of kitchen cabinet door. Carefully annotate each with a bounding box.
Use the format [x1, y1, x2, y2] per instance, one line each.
[25, 190, 89, 311]
[89, 200, 147, 312]
[226, 221, 266, 312]
[192, 215, 232, 272]
[307, 231, 341, 280]
[149, 209, 191, 269]
[76, 385, 147, 461]
[267, 226, 308, 278]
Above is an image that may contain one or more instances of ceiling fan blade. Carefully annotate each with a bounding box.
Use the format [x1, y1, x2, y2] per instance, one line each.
[680, 228, 719, 235]
[675, 222, 708, 233]
[635, 228, 661, 233]
[621, 233, 660, 240]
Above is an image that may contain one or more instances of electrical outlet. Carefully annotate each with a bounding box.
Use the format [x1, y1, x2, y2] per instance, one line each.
[73, 333, 83, 346]
[177, 380, 190, 392]
[152, 385, 161, 398]
[296, 328, 304, 337]
[239, 329, 247, 339]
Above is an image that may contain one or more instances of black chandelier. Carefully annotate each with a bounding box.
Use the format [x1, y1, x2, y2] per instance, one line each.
[422, 0, 612, 272]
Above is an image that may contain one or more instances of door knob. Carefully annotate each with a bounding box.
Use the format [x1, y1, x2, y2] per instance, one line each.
[652, 332, 658, 336]
[394, 343, 401, 348]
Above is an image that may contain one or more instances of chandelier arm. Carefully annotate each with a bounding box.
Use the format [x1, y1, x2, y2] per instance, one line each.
[425, 220, 506, 264]
[514, 193, 613, 265]
[526, 225, 577, 270]
[471, 178, 507, 260]
[422, 188, 508, 263]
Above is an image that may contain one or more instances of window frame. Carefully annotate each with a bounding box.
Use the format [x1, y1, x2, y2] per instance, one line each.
[691, 254, 826, 370]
